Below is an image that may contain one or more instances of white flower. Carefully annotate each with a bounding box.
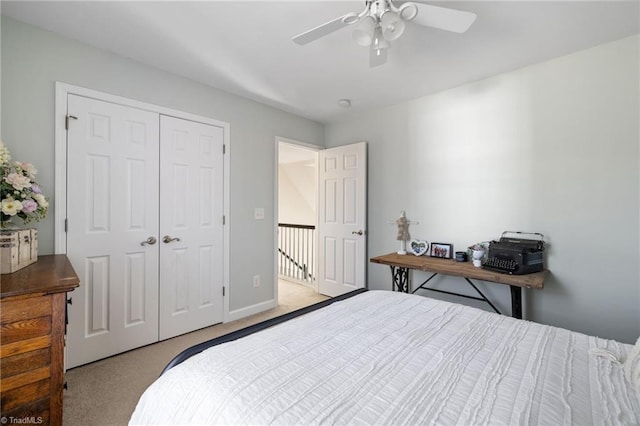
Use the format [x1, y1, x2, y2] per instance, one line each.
[1, 198, 23, 216]
[33, 193, 49, 208]
[0, 141, 11, 166]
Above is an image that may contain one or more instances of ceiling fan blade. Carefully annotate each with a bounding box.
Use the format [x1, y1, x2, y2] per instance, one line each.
[411, 3, 477, 33]
[370, 48, 387, 67]
[293, 13, 358, 45]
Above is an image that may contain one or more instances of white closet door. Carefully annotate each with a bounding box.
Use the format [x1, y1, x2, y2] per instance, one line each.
[159, 116, 225, 340]
[66, 95, 160, 368]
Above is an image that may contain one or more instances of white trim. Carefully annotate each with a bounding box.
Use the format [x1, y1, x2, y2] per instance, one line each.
[223, 124, 231, 324]
[54, 84, 69, 255]
[277, 136, 323, 152]
[227, 298, 277, 323]
[274, 136, 322, 304]
[54, 82, 231, 322]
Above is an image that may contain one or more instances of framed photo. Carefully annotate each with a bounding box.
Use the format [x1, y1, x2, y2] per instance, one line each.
[430, 242, 453, 259]
[409, 240, 428, 256]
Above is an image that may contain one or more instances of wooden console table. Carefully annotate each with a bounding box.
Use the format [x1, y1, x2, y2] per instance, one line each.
[1, 255, 80, 426]
[370, 253, 547, 319]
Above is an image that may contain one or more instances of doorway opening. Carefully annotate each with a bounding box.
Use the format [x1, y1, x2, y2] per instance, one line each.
[276, 138, 321, 305]
[275, 139, 367, 304]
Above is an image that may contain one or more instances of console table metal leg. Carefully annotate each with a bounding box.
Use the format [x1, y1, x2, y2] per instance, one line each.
[510, 286, 522, 319]
[390, 266, 410, 293]
[464, 278, 501, 315]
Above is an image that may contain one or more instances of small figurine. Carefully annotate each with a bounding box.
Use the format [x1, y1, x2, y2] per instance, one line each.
[396, 211, 411, 255]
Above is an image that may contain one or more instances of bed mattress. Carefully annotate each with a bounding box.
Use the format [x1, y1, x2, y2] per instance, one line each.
[130, 290, 639, 425]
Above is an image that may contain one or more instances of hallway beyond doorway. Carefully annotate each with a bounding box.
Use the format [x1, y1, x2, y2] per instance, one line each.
[278, 279, 328, 310]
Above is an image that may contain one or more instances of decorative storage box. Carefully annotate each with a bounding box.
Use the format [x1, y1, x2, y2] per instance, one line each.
[0, 229, 38, 274]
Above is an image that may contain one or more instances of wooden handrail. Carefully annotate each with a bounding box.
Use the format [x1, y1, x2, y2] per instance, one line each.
[278, 223, 315, 230]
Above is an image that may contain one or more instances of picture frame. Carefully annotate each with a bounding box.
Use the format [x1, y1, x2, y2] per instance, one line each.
[409, 240, 429, 256]
[430, 242, 453, 259]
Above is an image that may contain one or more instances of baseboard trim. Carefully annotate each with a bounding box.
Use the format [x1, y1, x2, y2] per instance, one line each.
[227, 298, 277, 322]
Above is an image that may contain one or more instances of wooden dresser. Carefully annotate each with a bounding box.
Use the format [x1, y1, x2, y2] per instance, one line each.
[1, 255, 79, 426]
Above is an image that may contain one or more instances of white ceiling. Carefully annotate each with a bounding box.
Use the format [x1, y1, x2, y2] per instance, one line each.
[2, 1, 639, 123]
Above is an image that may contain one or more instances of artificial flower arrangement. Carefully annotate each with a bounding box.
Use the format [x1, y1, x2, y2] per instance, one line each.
[0, 141, 48, 228]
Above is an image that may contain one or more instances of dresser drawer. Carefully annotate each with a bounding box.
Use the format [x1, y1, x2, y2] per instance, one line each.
[1, 382, 50, 423]
[0, 295, 52, 324]
[0, 295, 53, 359]
[0, 348, 50, 378]
[1, 377, 50, 411]
[1, 316, 52, 345]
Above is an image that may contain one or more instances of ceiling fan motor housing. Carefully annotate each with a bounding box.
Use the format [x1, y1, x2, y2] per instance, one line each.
[362, 1, 418, 23]
[353, 0, 417, 47]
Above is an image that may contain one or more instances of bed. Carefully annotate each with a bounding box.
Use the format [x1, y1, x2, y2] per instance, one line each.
[130, 290, 640, 425]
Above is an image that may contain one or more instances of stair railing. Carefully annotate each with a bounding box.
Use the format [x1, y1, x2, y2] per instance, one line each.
[278, 223, 315, 283]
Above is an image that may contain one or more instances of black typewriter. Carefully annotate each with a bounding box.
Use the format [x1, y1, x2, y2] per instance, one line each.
[482, 231, 545, 275]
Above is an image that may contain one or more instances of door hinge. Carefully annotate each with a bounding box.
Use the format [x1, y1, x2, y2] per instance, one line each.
[222, 286, 226, 297]
[222, 215, 226, 225]
[223, 144, 226, 154]
[64, 218, 68, 233]
[65, 115, 78, 130]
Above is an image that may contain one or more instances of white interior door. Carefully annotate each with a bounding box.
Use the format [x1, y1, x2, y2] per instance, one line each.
[159, 116, 225, 340]
[318, 142, 367, 297]
[66, 94, 160, 368]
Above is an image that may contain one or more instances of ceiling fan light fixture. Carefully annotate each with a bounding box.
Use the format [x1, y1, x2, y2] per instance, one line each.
[380, 11, 405, 41]
[352, 16, 376, 47]
[371, 26, 390, 51]
[397, 2, 419, 22]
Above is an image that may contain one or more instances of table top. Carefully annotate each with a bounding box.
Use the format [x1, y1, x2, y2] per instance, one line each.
[370, 252, 547, 289]
[1, 254, 80, 299]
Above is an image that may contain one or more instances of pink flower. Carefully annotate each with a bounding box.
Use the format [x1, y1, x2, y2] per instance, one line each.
[16, 162, 37, 177]
[31, 184, 41, 194]
[21, 199, 38, 213]
[5, 172, 31, 191]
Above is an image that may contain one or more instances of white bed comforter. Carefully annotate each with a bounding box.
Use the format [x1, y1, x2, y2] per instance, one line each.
[130, 291, 639, 425]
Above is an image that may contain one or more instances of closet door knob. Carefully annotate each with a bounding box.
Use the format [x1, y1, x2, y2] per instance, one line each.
[140, 236, 157, 246]
[163, 235, 181, 244]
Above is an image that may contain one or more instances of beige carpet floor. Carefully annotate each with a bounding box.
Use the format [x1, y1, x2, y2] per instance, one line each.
[63, 280, 328, 426]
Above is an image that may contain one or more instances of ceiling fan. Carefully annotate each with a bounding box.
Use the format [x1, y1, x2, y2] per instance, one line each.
[293, 0, 477, 67]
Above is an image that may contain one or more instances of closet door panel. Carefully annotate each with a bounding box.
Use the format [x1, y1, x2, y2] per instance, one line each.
[159, 116, 224, 340]
[66, 95, 160, 368]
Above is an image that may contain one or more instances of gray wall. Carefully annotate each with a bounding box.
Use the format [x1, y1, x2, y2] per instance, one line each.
[1, 17, 324, 312]
[326, 35, 640, 344]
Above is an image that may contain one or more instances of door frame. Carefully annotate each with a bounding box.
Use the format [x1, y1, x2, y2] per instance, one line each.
[54, 82, 231, 321]
[274, 137, 322, 303]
